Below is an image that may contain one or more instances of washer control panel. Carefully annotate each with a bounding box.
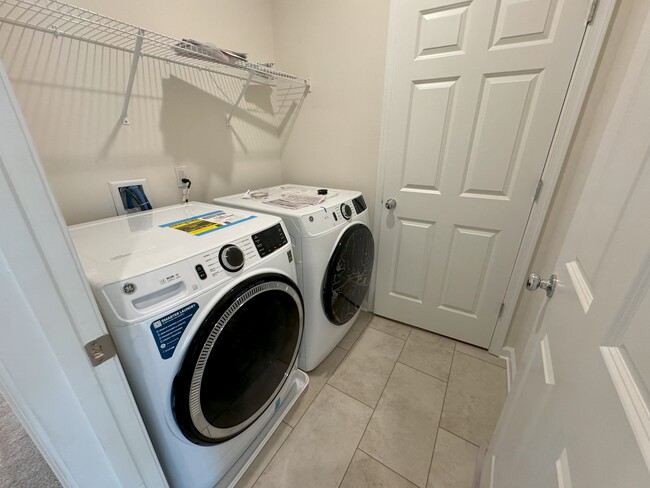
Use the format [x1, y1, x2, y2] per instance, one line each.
[252, 223, 288, 257]
[102, 221, 291, 322]
[219, 244, 245, 272]
[340, 203, 352, 220]
[197, 235, 257, 282]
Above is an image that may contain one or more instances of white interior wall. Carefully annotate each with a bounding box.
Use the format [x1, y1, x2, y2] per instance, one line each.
[0, 0, 290, 225]
[3, 0, 647, 364]
[504, 0, 650, 370]
[271, 0, 390, 225]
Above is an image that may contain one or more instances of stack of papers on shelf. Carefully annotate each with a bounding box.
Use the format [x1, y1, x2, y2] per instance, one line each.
[173, 39, 248, 66]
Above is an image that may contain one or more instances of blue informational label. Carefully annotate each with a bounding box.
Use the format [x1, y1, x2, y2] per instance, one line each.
[150, 303, 199, 360]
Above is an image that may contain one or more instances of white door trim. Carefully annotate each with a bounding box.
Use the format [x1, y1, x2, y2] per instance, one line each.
[0, 62, 168, 488]
[370, 0, 617, 356]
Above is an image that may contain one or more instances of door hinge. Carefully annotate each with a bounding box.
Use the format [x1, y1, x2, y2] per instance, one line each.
[84, 334, 117, 367]
[533, 179, 543, 202]
[587, 0, 599, 24]
[498, 302, 505, 318]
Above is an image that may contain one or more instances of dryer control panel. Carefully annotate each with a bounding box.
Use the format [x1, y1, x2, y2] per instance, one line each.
[300, 196, 367, 236]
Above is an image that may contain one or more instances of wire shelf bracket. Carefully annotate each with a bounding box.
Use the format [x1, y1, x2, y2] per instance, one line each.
[226, 70, 253, 128]
[120, 28, 143, 126]
[0, 0, 311, 128]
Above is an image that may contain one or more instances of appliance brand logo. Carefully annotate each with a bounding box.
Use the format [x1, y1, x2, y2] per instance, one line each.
[121, 282, 137, 295]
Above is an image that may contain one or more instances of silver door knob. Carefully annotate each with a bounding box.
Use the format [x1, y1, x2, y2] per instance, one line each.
[526, 273, 557, 298]
[385, 198, 397, 210]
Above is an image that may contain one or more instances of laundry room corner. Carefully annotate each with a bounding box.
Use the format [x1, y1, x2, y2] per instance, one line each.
[6, 0, 650, 486]
[0, 0, 294, 225]
[271, 0, 391, 228]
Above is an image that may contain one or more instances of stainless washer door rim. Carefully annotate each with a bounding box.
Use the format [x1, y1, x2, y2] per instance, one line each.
[188, 280, 303, 441]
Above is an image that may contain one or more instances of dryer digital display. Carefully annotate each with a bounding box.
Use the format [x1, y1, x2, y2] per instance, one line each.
[252, 223, 288, 257]
[352, 195, 367, 214]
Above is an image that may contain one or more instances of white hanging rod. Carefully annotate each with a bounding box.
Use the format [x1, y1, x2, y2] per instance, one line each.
[0, 0, 310, 87]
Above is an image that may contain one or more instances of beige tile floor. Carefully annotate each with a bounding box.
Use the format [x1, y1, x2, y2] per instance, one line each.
[236, 312, 508, 488]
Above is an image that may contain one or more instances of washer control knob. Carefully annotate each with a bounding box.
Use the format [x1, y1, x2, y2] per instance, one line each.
[340, 203, 352, 220]
[219, 245, 245, 272]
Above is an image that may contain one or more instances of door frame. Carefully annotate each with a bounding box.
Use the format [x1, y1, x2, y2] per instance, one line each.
[0, 62, 168, 487]
[369, 0, 617, 355]
[484, 12, 650, 481]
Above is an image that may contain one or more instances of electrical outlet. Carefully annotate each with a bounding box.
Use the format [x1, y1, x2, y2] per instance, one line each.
[174, 166, 189, 188]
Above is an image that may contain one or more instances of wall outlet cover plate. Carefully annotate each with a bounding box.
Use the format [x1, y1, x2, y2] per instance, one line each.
[108, 178, 151, 216]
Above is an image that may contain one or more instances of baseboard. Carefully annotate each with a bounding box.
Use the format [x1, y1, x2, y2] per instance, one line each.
[473, 446, 487, 488]
[500, 346, 516, 392]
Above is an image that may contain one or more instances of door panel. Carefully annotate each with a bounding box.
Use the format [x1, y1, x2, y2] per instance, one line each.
[416, 3, 470, 57]
[485, 17, 650, 485]
[402, 79, 456, 192]
[391, 218, 435, 301]
[375, 0, 591, 346]
[440, 226, 498, 317]
[491, 0, 561, 48]
[621, 293, 650, 386]
[461, 71, 541, 199]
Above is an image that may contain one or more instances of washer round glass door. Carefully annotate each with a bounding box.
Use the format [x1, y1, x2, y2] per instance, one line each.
[173, 274, 303, 445]
[322, 223, 375, 325]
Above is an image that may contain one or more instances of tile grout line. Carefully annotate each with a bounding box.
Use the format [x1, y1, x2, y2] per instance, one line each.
[339, 317, 371, 354]
[246, 422, 293, 488]
[326, 382, 378, 410]
[327, 323, 408, 406]
[343, 311, 380, 351]
[368, 323, 412, 341]
[335, 400, 375, 487]
[287, 348, 347, 428]
[436, 425, 482, 450]
[358, 446, 421, 488]
[395, 354, 452, 384]
[454, 348, 506, 369]
[246, 331, 361, 488]
[335, 331, 409, 488]
[438, 426, 481, 449]
[244, 314, 372, 487]
[424, 340, 457, 488]
[438, 346, 489, 449]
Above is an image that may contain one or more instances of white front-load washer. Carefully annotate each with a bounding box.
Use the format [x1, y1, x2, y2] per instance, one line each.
[69, 203, 308, 488]
[214, 185, 374, 371]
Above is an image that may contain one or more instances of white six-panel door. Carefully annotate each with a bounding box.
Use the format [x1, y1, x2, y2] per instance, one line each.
[484, 11, 650, 486]
[375, 0, 593, 346]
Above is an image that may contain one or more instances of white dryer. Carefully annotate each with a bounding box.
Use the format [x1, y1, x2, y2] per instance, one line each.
[69, 203, 308, 488]
[214, 185, 374, 371]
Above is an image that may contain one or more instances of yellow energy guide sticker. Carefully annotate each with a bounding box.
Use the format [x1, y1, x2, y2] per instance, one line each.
[160, 210, 255, 236]
[169, 218, 221, 235]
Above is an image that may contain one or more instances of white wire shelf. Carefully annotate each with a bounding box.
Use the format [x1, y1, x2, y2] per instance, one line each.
[0, 0, 310, 126]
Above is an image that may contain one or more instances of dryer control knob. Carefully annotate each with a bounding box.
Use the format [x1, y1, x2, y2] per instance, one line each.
[219, 245, 245, 272]
[340, 203, 352, 220]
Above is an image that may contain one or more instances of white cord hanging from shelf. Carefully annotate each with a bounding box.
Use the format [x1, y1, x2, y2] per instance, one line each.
[0, 0, 310, 127]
